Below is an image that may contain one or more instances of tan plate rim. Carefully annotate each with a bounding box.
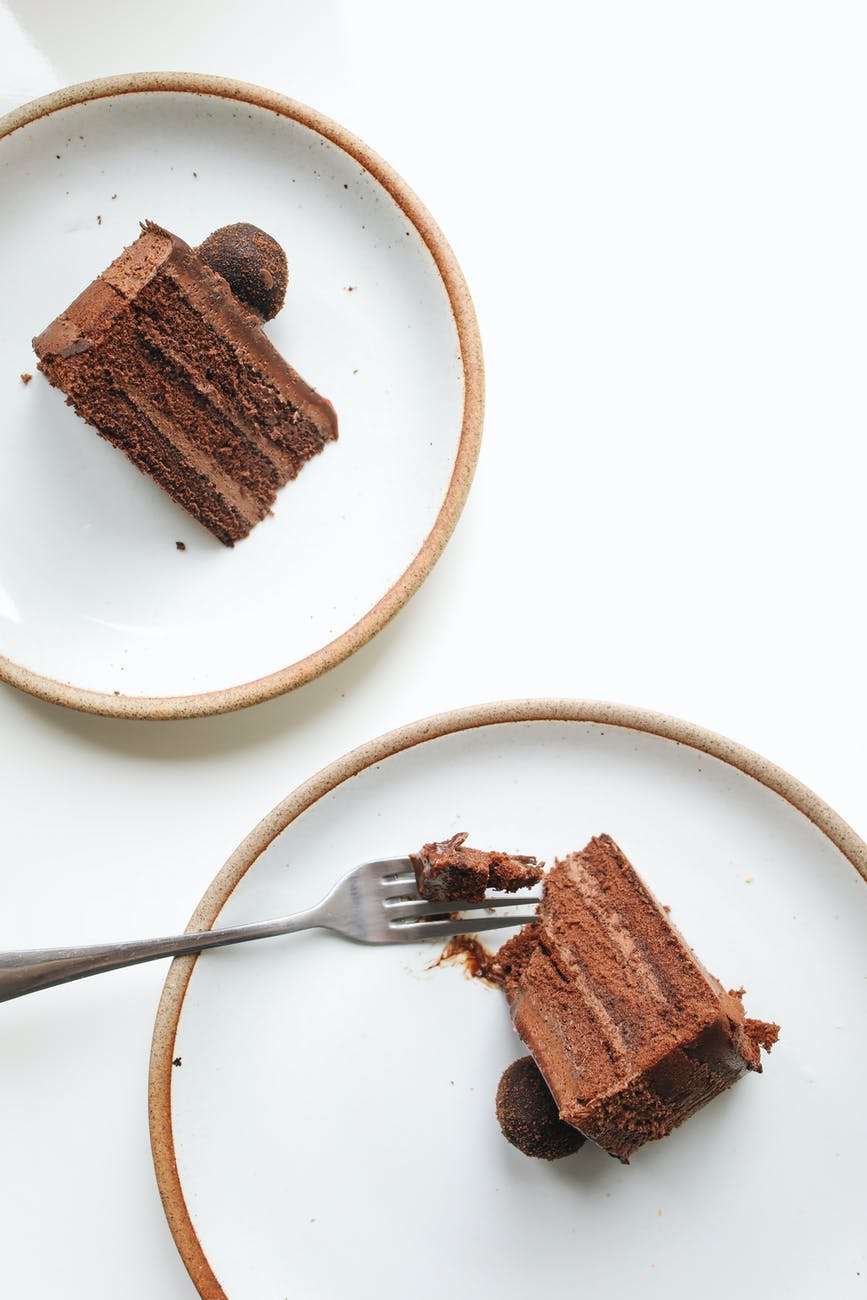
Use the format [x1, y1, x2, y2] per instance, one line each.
[0, 71, 484, 720]
[147, 695, 867, 1299]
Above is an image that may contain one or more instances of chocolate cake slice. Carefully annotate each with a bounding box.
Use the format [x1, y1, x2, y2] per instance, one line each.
[411, 833, 543, 904]
[33, 221, 337, 545]
[497, 835, 778, 1161]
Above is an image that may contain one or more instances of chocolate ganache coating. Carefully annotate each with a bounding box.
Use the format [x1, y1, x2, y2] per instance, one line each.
[198, 223, 288, 320]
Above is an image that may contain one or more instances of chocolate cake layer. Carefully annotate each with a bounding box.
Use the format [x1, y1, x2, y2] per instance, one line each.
[33, 222, 337, 544]
[83, 388, 253, 546]
[498, 835, 778, 1161]
[411, 833, 543, 903]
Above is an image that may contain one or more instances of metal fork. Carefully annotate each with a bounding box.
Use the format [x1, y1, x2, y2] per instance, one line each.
[0, 857, 540, 1003]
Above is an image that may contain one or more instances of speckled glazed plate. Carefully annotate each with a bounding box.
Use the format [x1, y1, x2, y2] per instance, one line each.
[150, 700, 867, 1300]
[0, 74, 482, 718]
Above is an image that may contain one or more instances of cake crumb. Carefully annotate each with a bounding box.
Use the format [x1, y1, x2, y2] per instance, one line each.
[97, 214, 102, 225]
[20, 372, 32, 385]
[430, 935, 505, 987]
[175, 540, 186, 551]
[172, 1057, 182, 1067]
[345, 285, 358, 292]
[193, 171, 198, 178]
[111, 193, 117, 200]
[745, 1018, 780, 1052]
[745, 875, 754, 884]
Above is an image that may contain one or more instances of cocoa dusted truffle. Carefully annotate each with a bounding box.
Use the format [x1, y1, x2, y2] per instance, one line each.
[198, 222, 288, 320]
[496, 1057, 585, 1160]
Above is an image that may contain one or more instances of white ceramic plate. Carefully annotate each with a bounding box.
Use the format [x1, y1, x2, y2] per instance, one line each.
[150, 700, 867, 1300]
[0, 74, 482, 718]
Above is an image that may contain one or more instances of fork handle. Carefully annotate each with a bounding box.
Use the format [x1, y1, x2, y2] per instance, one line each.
[0, 908, 322, 1003]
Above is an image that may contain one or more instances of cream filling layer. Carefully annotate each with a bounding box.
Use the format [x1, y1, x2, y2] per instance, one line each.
[129, 387, 271, 524]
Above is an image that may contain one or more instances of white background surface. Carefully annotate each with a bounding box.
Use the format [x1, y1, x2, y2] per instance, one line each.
[0, 3, 865, 1298]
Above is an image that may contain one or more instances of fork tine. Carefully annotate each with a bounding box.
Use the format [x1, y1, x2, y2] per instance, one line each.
[390, 913, 534, 940]
[378, 875, 421, 897]
[384, 893, 541, 918]
[371, 858, 414, 881]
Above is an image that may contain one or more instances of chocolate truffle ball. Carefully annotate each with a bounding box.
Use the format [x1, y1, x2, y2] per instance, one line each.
[496, 1056, 585, 1160]
[198, 223, 288, 320]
